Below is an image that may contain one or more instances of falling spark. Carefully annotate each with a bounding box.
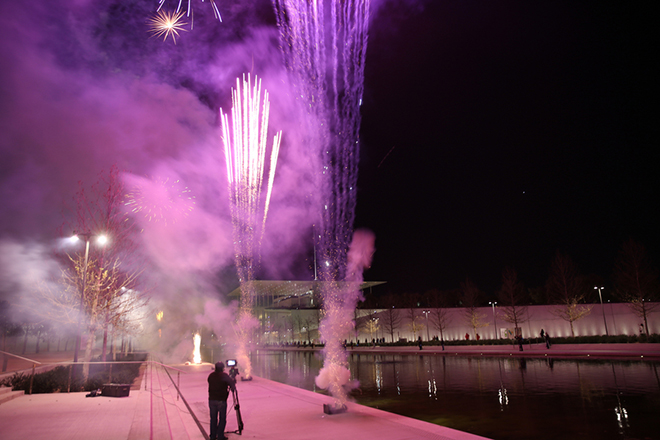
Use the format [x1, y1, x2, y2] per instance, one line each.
[148, 10, 188, 43]
[193, 333, 202, 364]
[156, 0, 222, 22]
[272, 0, 371, 408]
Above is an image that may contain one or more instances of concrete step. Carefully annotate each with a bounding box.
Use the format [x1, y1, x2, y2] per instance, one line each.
[0, 386, 24, 404]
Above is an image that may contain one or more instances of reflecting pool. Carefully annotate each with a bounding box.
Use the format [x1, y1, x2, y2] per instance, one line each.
[250, 351, 660, 440]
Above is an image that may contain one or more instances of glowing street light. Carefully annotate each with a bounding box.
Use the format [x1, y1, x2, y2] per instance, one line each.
[594, 286, 608, 336]
[69, 232, 109, 365]
[489, 302, 498, 339]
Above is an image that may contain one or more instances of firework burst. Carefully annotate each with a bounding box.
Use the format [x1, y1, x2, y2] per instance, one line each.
[148, 10, 188, 43]
[125, 176, 195, 225]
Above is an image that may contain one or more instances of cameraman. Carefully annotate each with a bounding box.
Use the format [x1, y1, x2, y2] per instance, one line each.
[208, 362, 236, 440]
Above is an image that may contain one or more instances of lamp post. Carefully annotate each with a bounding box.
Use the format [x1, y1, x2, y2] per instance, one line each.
[489, 302, 498, 339]
[422, 310, 430, 341]
[70, 233, 108, 365]
[594, 286, 608, 336]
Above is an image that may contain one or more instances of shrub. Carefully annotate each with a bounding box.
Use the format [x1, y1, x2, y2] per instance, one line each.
[0, 361, 143, 394]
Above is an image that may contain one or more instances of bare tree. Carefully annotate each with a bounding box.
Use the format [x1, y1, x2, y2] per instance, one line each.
[353, 308, 368, 342]
[402, 292, 422, 340]
[24, 167, 149, 381]
[1, 301, 21, 372]
[291, 310, 304, 341]
[497, 268, 529, 336]
[459, 279, 489, 339]
[613, 239, 659, 336]
[426, 289, 452, 342]
[364, 310, 380, 344]
[380, 294, 402, 342]
[547, 251, 592, 337]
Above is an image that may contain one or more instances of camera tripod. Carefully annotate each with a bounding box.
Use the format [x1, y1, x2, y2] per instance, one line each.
[228, 387, 244, 435]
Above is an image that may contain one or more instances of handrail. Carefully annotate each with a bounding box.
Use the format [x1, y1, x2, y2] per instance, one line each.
[1, 357, 189, 373]
[0, 350, 42, 365]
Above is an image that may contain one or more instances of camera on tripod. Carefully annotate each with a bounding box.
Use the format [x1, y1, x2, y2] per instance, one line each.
[226, 359, 240, 380]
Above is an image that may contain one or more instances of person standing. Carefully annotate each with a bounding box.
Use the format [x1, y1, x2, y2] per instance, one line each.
[208, 362, 236, 440]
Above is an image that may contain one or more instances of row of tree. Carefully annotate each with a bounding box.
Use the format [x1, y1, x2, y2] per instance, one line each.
[360, 241, 659, 339]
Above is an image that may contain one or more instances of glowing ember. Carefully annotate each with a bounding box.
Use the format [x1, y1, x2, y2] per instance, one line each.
[156, 310, 164, 321]
[193, 333, 202, 364]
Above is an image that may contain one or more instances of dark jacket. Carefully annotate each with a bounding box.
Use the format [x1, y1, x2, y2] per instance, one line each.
[208, 371, 235, 401]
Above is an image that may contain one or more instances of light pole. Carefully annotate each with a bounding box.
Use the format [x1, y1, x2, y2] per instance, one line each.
[422, 310, 430, 341]
[70, 233, 108, 365]
[595, 286, 608, 336]
[489, 302, 498, 339]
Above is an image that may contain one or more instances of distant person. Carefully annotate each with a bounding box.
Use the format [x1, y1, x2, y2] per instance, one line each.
[545, 333, 551, 349]
[418, 336, 423, 350]
[465, 333, 470, 340]
[476, 334, 481, 341]
[208, 362, 236, 440]
[517, 335, 524, 352]
[441, 338, 445, 351]
[540, 329, 545, 339]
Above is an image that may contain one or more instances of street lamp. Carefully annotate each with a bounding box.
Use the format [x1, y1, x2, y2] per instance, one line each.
[489, 302, 498, 339]
[594, 286, 608, 336]
[69, 232, 108, 365]
[422, 310, 430, 341]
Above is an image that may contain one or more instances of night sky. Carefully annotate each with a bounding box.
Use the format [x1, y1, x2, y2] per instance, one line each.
[356, 1, 658, 296]
[0, 1, 657, 305]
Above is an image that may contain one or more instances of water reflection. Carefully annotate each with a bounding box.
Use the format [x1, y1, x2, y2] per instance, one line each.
[251, 351, 660, 440]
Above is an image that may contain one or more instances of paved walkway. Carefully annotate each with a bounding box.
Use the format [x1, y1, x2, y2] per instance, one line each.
[1, 343, 658, 440]
[0, 360, 489, 440]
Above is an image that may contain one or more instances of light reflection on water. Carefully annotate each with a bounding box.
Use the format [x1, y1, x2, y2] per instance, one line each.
[250, 351, 660, 440]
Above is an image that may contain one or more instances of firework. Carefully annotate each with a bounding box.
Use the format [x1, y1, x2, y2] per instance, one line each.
[221, 73, 282, 263]
[221, 74, 281, 378]
[272, 0, 371, 407]
[193, 333, 202, 364]
[157, 0, 222, 22]
[125, 176, 195, 225]
[148, 9, 188, 43]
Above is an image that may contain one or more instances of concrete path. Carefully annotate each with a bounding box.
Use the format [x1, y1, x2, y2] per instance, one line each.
[0, 360, 489, 440]
[1, 343, 659, 440]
